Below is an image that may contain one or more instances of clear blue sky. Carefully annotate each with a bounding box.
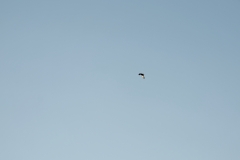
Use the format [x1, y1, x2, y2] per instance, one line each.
[1, 0, 240, 159]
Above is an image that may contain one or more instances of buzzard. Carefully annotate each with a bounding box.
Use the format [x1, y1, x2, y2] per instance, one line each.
[138, 73, 145, 79]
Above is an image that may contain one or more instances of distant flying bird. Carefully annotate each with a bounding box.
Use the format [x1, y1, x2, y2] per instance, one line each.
[138, 73, 145, 79]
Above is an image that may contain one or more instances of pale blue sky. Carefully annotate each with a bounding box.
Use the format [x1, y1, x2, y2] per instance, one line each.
[1, 0, 240, 160]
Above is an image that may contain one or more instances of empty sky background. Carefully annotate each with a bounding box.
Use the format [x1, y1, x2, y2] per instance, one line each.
[1, 0, 240, 159]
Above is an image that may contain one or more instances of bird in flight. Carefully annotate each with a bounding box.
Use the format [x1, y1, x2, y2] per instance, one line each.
[138, 73, 145, 79]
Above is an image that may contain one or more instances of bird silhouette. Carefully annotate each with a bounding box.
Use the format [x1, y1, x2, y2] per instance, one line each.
[138, 73, 145, 79]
